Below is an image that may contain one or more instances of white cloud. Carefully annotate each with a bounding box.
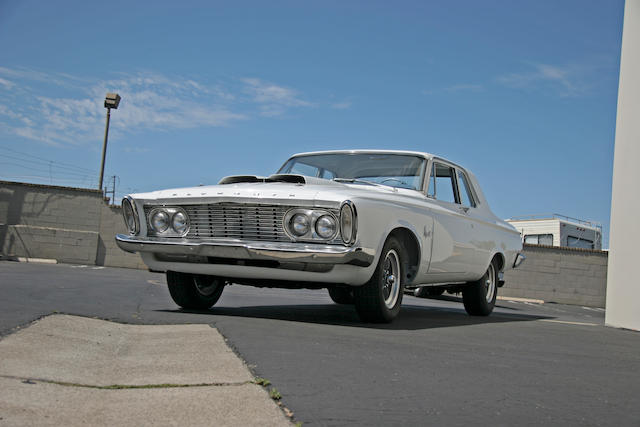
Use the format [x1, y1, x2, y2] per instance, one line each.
[496, 63, 584, 96]
[422, 84, 484, 95]
[0, 69, 319, 146]
[331, 100, 352, 110]
[0, 77, 14, 89]
[242, 78, 313, 116]
[444, 84, 484, 92]
[0, 68, 338, 147]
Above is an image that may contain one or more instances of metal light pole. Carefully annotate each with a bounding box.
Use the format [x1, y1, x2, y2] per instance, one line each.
[98, 93, 121, 191]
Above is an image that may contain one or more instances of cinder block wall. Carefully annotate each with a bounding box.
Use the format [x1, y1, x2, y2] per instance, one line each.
[1, 181, 609, 306]
[97, 203, 146, 269]
[503, 244, 608, 307]
[0, 181, 143, 268]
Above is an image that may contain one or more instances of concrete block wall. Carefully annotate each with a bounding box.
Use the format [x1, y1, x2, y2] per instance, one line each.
[502, 244, 608, 307]
[0, 181, 102, 231]
[0, 181, 144, 269]
[98, 204, 146, 270]
[1, 181, 609, 307]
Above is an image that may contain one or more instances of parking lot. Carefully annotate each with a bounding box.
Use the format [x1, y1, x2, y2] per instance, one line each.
[1, 260, 639, 426]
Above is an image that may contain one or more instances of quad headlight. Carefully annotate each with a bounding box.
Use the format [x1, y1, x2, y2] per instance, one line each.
[315, 215, 337, 239]
[284, 203, 356, 244]
[284, 209, 338, 241]
[150, 210, 170, 233]
[147, 207, 190, 236]
[291, 213, 311, 236]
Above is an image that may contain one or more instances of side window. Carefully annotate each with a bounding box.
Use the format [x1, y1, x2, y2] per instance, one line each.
[567, 236, 594, 249]
[456, 170, 476, 208]
[430, 163, 457, 204]
[524, 234, 553, 245]
[427, 162, 436, 198]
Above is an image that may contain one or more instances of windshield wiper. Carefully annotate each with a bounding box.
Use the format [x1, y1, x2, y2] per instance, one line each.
[333, 178, 388, 189]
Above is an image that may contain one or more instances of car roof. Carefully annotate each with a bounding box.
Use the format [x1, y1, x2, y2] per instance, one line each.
[288, 150, 469, 172]
[290, 149, 434, 159]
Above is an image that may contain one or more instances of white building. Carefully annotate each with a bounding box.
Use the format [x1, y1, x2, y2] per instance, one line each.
[506, 214, 602, 250]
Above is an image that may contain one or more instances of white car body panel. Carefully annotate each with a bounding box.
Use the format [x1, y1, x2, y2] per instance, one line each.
[116, 150, 523, 288]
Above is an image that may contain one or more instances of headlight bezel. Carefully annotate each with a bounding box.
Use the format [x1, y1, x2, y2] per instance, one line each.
[121, 196, 140, 235]
[147, 207, 190, 237]
[340, 200, 357, 245]
[283, 208, 339, 242]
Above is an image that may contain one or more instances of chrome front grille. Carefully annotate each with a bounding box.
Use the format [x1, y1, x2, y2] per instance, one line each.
[183, 203, 290, 241]
[144, 203, 343, 243]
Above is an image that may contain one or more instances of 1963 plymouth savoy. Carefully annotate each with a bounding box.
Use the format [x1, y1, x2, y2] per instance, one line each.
[116, 150, 524, 323]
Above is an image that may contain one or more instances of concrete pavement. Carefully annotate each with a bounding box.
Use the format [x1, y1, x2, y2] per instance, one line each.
[0, 315, 291, 426]
[1, 261, 639, 425]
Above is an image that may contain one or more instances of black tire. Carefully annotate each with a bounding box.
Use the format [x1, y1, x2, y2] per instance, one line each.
[462, 260, 498, 316]
[354, 236, 406, 323]
[328, 287, 355, 304]
[413, 287, 445, 298]
[166, 271, 225, 310]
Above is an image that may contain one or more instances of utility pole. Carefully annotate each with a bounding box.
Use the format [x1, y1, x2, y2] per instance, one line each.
[112, 175, 116, 206]
[98, 93, 121, 191]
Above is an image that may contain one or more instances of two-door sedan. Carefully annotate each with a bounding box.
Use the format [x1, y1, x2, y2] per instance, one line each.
[116, 150, 525, 323]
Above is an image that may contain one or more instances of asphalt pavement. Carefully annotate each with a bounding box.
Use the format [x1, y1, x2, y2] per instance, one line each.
[1, 260, 639, 426]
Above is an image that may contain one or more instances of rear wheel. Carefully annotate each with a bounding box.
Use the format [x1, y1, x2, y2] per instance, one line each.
[328, 287, 355, 304]
[354, 236, 406, 323]
[462, 260, 498, 316]
[166, 271, 225, 309]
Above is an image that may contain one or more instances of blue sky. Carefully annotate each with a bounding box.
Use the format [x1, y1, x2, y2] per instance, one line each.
[0, 0, 624, 245]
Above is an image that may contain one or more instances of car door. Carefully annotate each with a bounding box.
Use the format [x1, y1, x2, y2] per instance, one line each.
[452, 167, 490, 275]
[425, 160, 478, 280]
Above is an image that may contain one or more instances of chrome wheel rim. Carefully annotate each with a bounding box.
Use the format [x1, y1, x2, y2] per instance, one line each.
[194, 277, 218, 297]
[484, 263, 496, 303]
[382, 249, 401, 309]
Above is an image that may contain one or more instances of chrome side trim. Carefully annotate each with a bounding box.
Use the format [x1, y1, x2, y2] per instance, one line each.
[115, 234, 375, 267]
[513, 252, 526, 268]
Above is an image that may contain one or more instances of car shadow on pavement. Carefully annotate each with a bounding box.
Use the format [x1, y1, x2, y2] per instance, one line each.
[155, 303, 551, 331]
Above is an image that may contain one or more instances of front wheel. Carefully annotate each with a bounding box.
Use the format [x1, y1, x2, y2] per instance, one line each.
[328, 287, 355, 304]
[166, 271, 225, 309]
[354, 236, 406, 323]
[462, 260, 498, 316]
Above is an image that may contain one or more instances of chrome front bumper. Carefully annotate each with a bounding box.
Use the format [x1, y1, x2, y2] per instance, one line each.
[115, 234, 375, 267]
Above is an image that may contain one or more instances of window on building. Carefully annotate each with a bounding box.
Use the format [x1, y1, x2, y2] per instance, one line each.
[567, 236, 594, 249]
[524, 234, 554, 245]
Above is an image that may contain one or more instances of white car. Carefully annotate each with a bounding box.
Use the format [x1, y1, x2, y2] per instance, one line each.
[116, 150, 524, 323]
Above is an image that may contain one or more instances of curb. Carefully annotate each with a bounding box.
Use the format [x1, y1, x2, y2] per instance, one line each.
[15, 257, 58, 264]
[497, 296, 544, 304]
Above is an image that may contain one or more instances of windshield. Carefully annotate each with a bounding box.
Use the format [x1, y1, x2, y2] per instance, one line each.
[277, 153, 427, 191]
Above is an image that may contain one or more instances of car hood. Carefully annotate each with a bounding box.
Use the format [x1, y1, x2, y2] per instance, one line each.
[129, 174, 414, 208]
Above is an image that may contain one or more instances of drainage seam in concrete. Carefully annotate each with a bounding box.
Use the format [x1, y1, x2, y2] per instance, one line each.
[0, 374, 252, 390]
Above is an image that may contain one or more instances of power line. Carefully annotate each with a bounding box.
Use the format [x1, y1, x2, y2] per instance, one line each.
[0, 158, 99, 178]
[0, 146, 95, 173]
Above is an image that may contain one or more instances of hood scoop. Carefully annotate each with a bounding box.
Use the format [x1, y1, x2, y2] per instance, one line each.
[218, 174, 307, 185]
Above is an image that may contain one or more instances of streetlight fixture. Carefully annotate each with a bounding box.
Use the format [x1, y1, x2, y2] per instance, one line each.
[98, 92, 121, 191]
